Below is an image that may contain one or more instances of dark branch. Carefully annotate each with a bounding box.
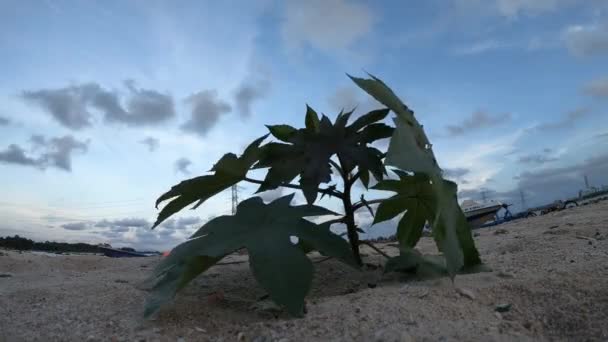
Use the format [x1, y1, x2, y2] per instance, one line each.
[353, 198, 384, 211]
[329, 159, 345, 179]
[359, 195, 375, 217]
[348, 171, 361, 187]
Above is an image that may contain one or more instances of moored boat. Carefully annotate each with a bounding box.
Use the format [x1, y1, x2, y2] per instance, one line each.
[97, 245, 152, 258]
[461, 199, 504, 228]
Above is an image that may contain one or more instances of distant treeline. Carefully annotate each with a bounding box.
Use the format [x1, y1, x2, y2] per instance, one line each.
[0, 235, 101, 253]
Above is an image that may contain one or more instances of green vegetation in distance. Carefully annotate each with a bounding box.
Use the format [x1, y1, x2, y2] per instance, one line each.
[142, 73, 482, 318]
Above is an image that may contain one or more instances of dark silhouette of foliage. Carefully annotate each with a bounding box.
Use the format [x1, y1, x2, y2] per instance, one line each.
[0, 235, 34, 250]
[143, 74, 482, 318]
[0, 235, 103, 254]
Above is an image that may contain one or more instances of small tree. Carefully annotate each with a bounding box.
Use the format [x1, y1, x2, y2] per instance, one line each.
[143, 74, 481, 318]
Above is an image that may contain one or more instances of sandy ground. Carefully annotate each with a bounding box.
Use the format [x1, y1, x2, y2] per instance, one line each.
[1, 201, 607, 342]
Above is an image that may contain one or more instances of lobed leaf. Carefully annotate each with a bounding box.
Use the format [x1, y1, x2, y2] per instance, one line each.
[144, 194, 357, 318]
[305, 105, 320, 132]
[351, 73, 482, 277]
[267, 125, 297, 143]
[256, 104, 392, 204]
[349, 108, 390, 132]
[143, 255, 220, 318]
[358, 123, 394, 145]
[372, 173, 435, 248]
[152, 135, 267, 228]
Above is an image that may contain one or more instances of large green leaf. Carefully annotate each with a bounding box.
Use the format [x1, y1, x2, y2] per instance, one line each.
[434, 180, 481, 270]
[350, 74, 481, 277]
[152, 135, 267, 228]
[256, 107, 393, 203]
[144, 194, 358, 318]
[267, 124, 297, 142]
[305, 105, 321, 133]
[372, 171, 436, 248]
[142, 255, 220, 318]
[348, 74, 437, 174]
[349, 108, 390, 132]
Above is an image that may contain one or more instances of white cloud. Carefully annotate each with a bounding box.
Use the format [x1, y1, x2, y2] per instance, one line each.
[139, 136, 160, 152]
[181, 90, 232, 137]
[61, 222, 90, 231]
[326, 85, 382, 115]
[453, 39, 511, 55]
[454, 0, 577, 19]
[438, 129, 525, 190]
[445, 110, 512, 136]
[281, 0, 374, 55]
[496, 0, 564, 18]
[0, 135, 89, 172]
[529, 107, 591, 131]
[563, 21, 608, 57]
[21, 82, 176, 130]
[174, 157, 192, 175]
[583, 77, 608, 99]
[234, 79, 271, 118]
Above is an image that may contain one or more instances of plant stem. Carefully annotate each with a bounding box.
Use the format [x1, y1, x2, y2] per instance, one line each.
[243, 177, 343, 199]
[338, 157, 363, 266]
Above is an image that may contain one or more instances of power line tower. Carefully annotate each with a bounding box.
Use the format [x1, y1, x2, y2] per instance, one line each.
[231, 185, 239, 215]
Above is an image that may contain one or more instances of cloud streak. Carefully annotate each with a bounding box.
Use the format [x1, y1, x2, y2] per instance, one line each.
[446, 110, 511, 136]
[281, 0, 374, 55]
[21, 81, 175, 130]
[174, 157, 192, 175]
[453, 39, 511, 55]
[22, 84, 95, 130]
[95, 218, 150, 230]
[454, 0, 581, 20]
[517, 149, 559, 164]
[61, 222, 89, 231]
[582, 77, 608, 99]
[0, 144, 41, 168]
[181, 90, 232, 137]
[326, 85, 383, 118]
[531, 107, 590, 131]
[461, 151, 608, 212]
[563, 21, 608, 57]
[161, 216, 202, 230]
[443, 167, 470, 179]
[102, 80, 175, 126]
[139, 136, 160, 152]
[234, 78, 271, 118]
[0, 135, 88, 171]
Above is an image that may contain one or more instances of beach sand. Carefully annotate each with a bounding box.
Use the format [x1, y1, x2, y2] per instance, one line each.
[1, 201, 607, 341]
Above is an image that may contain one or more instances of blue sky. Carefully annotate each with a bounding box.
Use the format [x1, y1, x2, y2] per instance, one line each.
[1, 0, 607, 250]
